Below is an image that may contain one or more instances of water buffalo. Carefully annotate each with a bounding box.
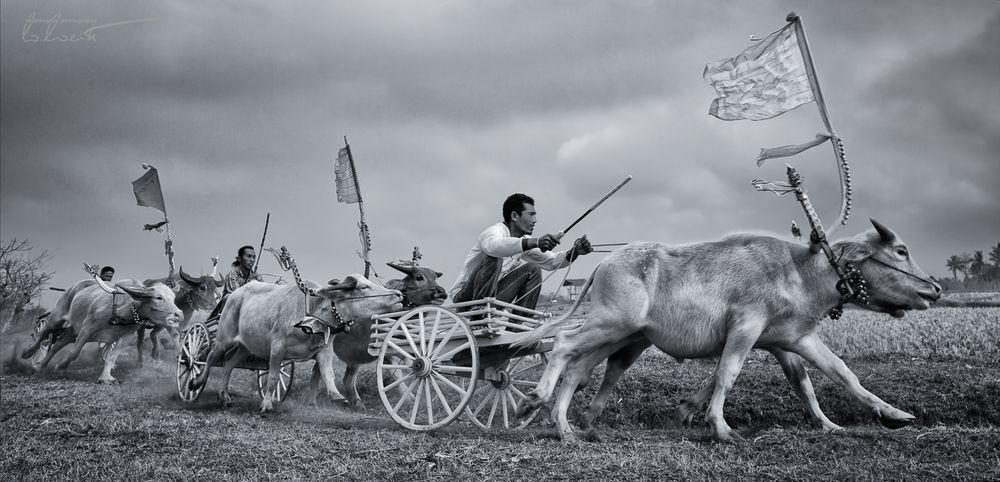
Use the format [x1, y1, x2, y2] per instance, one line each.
[136, 267, 222, 366]
[327, 261, 447, 408]
[188, 274, 402, 413]
[514, 219, 941, 442]
[21, 279, 182, 383]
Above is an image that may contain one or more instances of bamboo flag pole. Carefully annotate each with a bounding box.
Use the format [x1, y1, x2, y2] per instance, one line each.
[253, 213, 270, 272]
[343, 137, 373, 278]
[788, 11, 852, 236]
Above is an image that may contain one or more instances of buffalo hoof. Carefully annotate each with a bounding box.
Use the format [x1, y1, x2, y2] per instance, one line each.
[582, 430, 603, 443]
[712, 429, 745, 444]
[578, 413, 594, 431]
[219, 392, 233, 407]
[515, 395, 543, 419]
[820, 421, 844, 433]
[558, 430, 580, 445]
[97, 378, 120, 385]
[878, 408, 915, 429]
[260, 399, 275, 414]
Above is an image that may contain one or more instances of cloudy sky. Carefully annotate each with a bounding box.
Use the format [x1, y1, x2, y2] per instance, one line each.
[2, 0, 998, 308]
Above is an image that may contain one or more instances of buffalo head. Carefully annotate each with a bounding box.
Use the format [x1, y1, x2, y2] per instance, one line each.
[832, 219, 942, 317]
[386, 261, 448, 307]
[117, 280, 183, 328]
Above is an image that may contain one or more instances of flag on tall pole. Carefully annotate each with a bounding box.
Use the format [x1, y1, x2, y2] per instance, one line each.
[334, 138, 373, 278]
[334, 147, 361, 204]
[132, 164, 175, 286]
[705, 12, 853, 236]
[131, 165, 166, 214]
[704, 22, 814, 121]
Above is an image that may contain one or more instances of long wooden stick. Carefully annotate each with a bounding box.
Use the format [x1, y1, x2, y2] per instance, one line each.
[562, 175, 632, 235]
[789, 12, 850, 236]
[253, 212, 270, 271]
[344, 137, 372, 278]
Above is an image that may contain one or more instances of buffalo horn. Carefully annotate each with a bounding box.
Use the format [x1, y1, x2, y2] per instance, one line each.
[870, 218, 897, 243]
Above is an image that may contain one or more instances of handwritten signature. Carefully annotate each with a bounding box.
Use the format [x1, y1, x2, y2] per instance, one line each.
[22, 12, 153, 43]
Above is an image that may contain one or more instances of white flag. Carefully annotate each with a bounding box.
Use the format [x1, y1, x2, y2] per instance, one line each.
[334, 147, 360, 204]
[704, 23, 814, 121]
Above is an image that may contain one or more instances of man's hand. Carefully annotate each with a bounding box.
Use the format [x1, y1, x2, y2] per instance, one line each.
[537, 233, 561, 252]
[567, 235, 593, 262]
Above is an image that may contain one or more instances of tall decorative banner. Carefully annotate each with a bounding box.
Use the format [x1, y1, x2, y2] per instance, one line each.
[132, 164, 175, 286]
[334, 147, 361, 204]
[706, 12, 852, 236]
[131, 166, 166, 214]
[334, 138, 373, 278]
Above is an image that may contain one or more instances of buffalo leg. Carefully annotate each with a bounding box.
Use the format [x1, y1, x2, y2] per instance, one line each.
[218, 346, 251, 406]
[261, 340, 288, 413]
[791, 333, 914, 429]
[56, 322, 100, 371]
[35, 327, 77, 370]
[136, 325, 147, 368]
[97, 336, 126, 384]
[579, 339, 652, 431]
[518, 310, 637, 418]
[767, 347, 842, 431]
[704, 315, 765, 442]
[309, 345, 348, 406]
[188, 338, 233, 391]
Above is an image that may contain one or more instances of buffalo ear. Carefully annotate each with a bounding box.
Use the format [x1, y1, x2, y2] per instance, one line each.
[435, 271, 443, 278]
[142, 279, 156, 287]
[832, 240, 872, 263]
[870, 218, 897, 244]
[386, 262, 414, 275]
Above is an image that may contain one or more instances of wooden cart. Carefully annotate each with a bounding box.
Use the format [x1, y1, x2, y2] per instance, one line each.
[368, 298, 580, 431]
[175, 317, 295, 403]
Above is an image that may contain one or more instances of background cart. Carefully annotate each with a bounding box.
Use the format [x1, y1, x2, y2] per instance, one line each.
[175, 317, 295, 403]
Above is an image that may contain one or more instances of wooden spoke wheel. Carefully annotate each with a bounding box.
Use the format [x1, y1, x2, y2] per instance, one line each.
[99, 341, 118, 362]
[30, 317, 51, 368]
[466, 354, 547, 430]
[376, 306, 479, 431]
[176, 323, 211, 402]
[256, 361, 295, 402]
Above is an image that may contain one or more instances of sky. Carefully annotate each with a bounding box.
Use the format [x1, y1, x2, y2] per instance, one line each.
[2, 0, 998, 309]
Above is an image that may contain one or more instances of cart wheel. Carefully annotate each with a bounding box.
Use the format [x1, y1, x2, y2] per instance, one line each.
[257, 361, 295, 402]
[30, 317, 51, 368]
[99, 341, 118, 362]
[376, 306, 479, 431]
[466, 354, 547, 429]
[176, 323, 211, 402]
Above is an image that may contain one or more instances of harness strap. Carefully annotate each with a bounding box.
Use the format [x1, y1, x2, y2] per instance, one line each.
[867, 256, 936, 286]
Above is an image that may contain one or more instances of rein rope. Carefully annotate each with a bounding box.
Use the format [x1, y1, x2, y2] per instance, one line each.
[268, 247, 348, 330]
[754, 167, 868, 319]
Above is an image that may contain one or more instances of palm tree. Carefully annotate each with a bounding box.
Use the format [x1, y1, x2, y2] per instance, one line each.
[970, 251, 987, 280]
[945, 254, 966, 281]
[990, 243, 1000, 269]
[959, 253, 974, 281]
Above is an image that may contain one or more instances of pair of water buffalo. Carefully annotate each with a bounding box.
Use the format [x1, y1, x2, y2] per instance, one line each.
[23, 220, 940, 442]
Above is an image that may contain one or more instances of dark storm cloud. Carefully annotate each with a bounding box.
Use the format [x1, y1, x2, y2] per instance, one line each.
[1, 0, 998, 306]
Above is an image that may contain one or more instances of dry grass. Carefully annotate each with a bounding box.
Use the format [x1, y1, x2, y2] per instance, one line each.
[2, 306, 1000, 480]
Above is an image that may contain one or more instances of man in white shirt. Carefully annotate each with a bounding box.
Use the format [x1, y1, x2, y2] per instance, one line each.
[451, 193, 592, 310]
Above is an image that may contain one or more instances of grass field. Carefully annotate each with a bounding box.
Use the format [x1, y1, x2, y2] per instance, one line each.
[2, 306, 999, 480]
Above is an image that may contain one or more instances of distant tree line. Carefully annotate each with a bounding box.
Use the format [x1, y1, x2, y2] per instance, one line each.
[940, 242, 1000, 292]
